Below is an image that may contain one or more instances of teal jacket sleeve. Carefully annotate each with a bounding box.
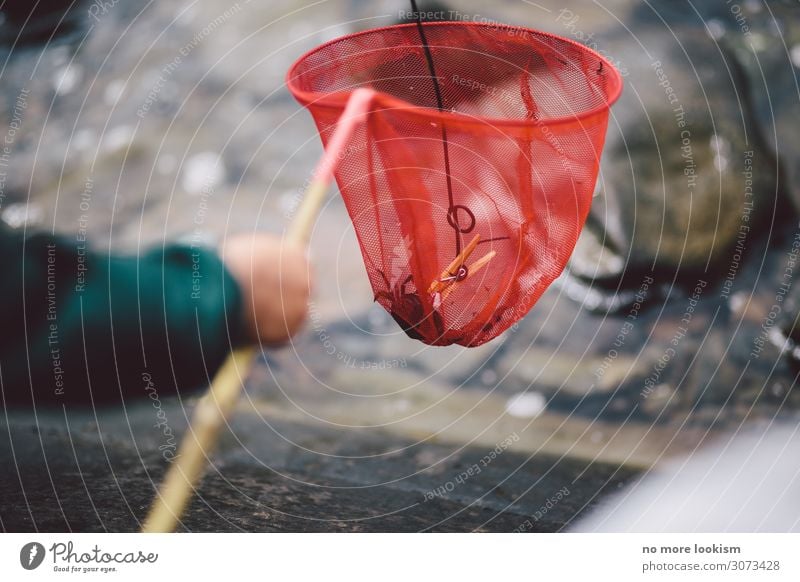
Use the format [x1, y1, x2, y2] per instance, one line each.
[0, 226, 244, 405]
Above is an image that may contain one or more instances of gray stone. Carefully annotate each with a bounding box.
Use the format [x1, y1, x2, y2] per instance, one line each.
[571, 23, 776, 290]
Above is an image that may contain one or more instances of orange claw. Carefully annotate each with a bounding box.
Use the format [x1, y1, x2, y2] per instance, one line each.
[440, 250, 496, 301]
[428, 234, 481, 294]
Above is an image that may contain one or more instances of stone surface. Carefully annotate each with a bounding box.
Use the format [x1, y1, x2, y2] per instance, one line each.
[570, 13, 778, 292]
[1, 0, 800, 533]
[0, 405, 636, 532]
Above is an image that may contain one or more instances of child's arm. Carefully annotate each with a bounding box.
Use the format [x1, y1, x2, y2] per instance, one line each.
[0, 227, 309, 405]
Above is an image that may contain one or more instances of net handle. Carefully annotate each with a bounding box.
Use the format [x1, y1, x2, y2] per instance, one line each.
[141, 88, 376, 533]
[287, 87, 375, 245]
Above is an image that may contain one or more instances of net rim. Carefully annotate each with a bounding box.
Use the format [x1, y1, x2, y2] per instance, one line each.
[286, 21, 623, 129]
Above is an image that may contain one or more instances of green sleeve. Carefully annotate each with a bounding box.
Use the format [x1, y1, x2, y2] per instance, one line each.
[0, 226, 244, 405]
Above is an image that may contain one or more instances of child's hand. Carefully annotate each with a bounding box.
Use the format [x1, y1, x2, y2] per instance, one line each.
[223, 234, 310, 345]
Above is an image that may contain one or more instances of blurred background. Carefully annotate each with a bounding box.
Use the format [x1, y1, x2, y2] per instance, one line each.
[1, 0, 799, 531]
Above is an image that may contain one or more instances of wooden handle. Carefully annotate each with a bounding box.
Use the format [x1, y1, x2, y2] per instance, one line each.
[141, 347, 255, 533]
[285, 179, 328, 247]
[286, 87, 376, 246]
[141, 88, 375, 533]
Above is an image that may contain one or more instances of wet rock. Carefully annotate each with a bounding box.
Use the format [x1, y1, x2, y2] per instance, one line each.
[564, 0, 799, 316]
[569, 14, 778, 296]
[719, 1, 800, 213]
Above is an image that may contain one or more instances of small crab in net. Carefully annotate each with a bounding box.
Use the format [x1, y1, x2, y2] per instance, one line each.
[428, 234, 497, 307]
[374, 272, 445, 341]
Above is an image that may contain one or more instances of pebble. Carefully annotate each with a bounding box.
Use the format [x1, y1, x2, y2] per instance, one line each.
[72, 129, 94, 152]
[791, 44, 800, 69]
[728, 291, 747, 317]
[181, 152, 226, 194]
[102, 125, 135, 154]
[505, 392, 546, 419]
[367, 305, 390, 330]
[640, 384, 676, 416]
[480, 368, 498, 386]
[103, 79, 126, 106]
[1, 203, 42, 229]
[744, 0, 762, 13]
[770, 383, 785, 398]
[705, 19, 725, 41]
[710, 135, 730, 173]
[53, 64, 82, 96]
[279, 189, 300, 215]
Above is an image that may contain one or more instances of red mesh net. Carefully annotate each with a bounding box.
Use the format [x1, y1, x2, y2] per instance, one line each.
[287, 22, 622, 346]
